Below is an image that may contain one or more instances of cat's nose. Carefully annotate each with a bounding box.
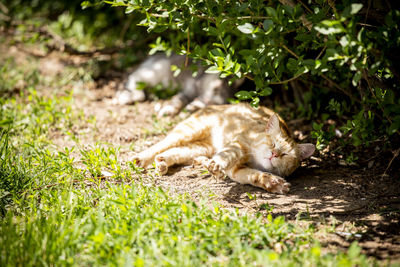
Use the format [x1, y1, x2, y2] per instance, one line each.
[269, 151, 278, 160]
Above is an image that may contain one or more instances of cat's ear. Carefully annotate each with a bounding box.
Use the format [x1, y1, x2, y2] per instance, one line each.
[266, 114, 281, 134]
[297, 143, 315, 160]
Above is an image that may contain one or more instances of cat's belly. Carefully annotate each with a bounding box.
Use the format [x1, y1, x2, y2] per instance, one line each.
[210, 124, 226, 151]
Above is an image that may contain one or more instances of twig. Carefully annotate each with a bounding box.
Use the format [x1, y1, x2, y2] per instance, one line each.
[269, 73, 305, 85]
[282, 44, 299, 59]
[280, 43, 360, 103]
[363, 0, 372, 26]
[316, 44, 326, 60]
[357, 22, 378, 28]
[185, 27, 190, 67]
[327, 0, 337, 13]
[244, 74, 254, 81]
[193, 14, 216, 23]
[278, 0, 313, 31]
[363, 69, 400, 135]
[382, 148, 400, 177]
[320, 74, 361, 104]
[297, 0, 312, 13]
[120, 14, 134, 40]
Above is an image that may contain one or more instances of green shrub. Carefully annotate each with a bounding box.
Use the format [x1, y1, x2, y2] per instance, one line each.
[98, 0, 399, 151]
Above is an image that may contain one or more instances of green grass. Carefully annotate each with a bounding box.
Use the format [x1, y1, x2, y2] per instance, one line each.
[0, 67, 375, 267]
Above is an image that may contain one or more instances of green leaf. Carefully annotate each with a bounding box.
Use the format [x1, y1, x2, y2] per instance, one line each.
[259, 87, 273, 96]
[205, 66, 220, 74]
[237, 23, 254, 34]
[283, 5, 293, 16]
[80, 1, 91, 9]
[266, 7, 277, 19]
[321, 20, 342, 27]
[314, 21, 344, 35]
[210, 48, 224, 57]
[388, 116, 400, 135]
[153, 24, 169, 33]
[339, 36, 349, 47]
[125, 5, 137, 14]
[350, 3, 363, 15]
[294, 66, 308, 76]
[223, 36, 231, 48]
[103, 1, 127, 7]
[348, 242, 361, 259]
[233, 63, 241, 74]
[0, 118, 13, 127]
[251, 97, 260, 107]
[173, 68, 181, 77]
[352, 71, 362, 86]
[342, 3, 363, 18]
[263, 20, 274, 32]
[235, 91, 252, 100]
[303, 59, 315, 68]
[294, 5, 304, 18]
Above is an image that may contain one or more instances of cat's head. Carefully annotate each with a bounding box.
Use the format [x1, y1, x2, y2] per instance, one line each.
[254, 114, 315, 177]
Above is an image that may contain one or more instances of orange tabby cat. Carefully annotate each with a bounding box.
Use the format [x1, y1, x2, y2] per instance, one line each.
[134, 103, 315, 194]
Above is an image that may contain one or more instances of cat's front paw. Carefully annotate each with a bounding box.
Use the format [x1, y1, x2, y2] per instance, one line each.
[156, 104, 180, 117]
[207, 157, 227, 179]
[185, 99, 206, 112]
[258, 174, 290, 194]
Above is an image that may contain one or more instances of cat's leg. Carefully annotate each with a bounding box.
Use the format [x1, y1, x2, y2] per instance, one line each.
[157, 75, 200, 117]
[206, 141, 247, 179]
[114, 88, 146, 105]
[226, 166, 290, 194]
[133, 134, 183, 168]
[134, 117, 211, 168]
[154, 142, 214, 174]
[156, 93, 189, 117]
[185, 98, 206, 112]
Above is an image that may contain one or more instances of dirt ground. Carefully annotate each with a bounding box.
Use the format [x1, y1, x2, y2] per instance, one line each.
[75, 93, 400, 262]
[3, 40, 400, 262]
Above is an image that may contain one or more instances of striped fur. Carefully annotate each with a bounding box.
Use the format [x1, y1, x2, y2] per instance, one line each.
[134, 103, 315, 194]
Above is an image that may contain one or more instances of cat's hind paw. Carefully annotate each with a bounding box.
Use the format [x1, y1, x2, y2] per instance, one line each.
[131, 155, 143, 167]
[155, 155, 168, 175]
[131, 153, 151, 169]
